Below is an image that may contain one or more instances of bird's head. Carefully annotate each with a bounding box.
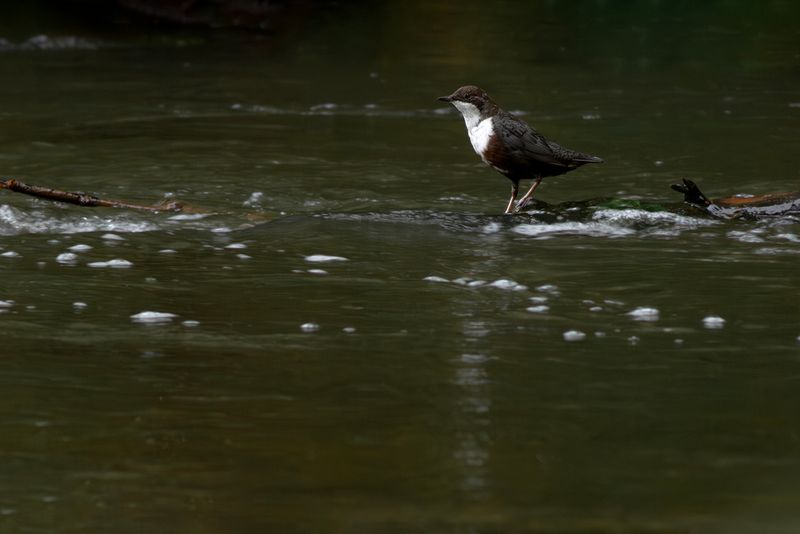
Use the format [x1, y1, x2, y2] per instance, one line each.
[438, 85, 498, 121]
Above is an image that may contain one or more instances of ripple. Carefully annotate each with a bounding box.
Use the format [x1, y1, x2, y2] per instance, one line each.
[513, 221, 635, 239]
[0, 34, 100, 51]
[0, 205, 157, 236]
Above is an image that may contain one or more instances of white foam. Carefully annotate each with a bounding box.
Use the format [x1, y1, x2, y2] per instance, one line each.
[0, 206, 156, 236]
[424, 276, 449, 283]
[628, 307, 660, 321]
[529, 296, 548, 304]
[130, 311, 178, 324]
[489, 279, 527, 291]
[87, 259, 133, 268]
[225, 243, 247, 249]
[243, 192, 264, 207]
[168, 213, 209, 221]
[308, 269, 328, 275]
[300, 322, 319, 332]
[68, 244, 92, 253]
[526, 305, 549, 313]
[56, 252, 78, 264]
[727, 230, 765, 243]
[305, 254, 348, 263]
[513, 221, 635, 238]
[182, 320, 200, 327]
[702, 315, 726, 329]
[563, 330, 586, 341]
[72, 302, 87, 310]
[593, 209, 714, 230]
[1, 251, 19, 257]
[535, 284, 560, 294]
[0, 300, 13, 308]
[775, 233, 800, 243]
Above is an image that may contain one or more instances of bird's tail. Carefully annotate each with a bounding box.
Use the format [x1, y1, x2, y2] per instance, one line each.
[570, 152, 603, 164]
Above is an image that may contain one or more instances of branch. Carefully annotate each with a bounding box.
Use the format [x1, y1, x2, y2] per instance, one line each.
[0, 178, 194, 212]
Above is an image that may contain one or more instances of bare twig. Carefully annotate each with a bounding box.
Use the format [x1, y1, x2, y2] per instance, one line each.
[0, 178, 195, 212]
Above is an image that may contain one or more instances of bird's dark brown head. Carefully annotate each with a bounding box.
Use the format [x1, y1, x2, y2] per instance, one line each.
[437, 85, 498, 117]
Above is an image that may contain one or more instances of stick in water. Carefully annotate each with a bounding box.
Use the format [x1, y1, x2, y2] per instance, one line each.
[0, 178, 190, 212]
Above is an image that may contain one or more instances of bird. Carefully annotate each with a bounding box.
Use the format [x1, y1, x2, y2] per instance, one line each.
[438, 85, 603, 214]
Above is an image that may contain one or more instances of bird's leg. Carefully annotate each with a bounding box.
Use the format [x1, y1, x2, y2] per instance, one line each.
[504, 182, 519, 214]
[514, 176, 543, 212]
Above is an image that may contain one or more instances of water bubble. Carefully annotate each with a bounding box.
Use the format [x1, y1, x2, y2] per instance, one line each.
[87, 259, 133, 268]
[702, 315, 725, 329]
[305, 254, 348, 263]
[627, 307, 660, 321]
[526, 305, 549, 314]
[489, 279, 527, 291]
[130, 311, 178, 324]
[56, 252, 78, 264]
[563, 330, 586, 341]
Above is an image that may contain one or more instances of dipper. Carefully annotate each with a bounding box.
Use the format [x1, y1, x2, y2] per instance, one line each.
[438, 85, 603, 213]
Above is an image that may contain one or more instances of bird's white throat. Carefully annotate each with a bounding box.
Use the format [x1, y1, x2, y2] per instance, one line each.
[452, 101, 493, 156]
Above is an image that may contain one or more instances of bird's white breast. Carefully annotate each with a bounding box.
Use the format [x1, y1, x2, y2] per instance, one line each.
[451, 101, 494, 159]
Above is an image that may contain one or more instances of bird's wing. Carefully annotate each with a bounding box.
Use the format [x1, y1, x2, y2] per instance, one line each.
[496, 113, 567, 167]
[497, 112, 603, 167]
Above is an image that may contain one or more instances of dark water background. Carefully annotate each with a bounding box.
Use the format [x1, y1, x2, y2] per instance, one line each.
[0, 1, 799, 532]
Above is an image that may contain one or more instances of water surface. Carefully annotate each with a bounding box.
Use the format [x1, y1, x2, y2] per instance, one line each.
[1, 2, 799, 532]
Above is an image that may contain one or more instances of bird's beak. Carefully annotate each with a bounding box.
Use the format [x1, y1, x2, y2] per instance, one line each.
[437, 95, 452, 102]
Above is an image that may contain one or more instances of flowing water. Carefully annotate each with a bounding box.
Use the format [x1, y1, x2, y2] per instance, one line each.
[1, 2, 799, 532]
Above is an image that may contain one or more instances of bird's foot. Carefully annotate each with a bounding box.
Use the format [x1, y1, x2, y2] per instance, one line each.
[513, 197, 533, 213]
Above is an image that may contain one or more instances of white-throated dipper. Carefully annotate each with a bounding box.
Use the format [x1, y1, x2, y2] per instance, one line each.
[438, 85, 603, 213]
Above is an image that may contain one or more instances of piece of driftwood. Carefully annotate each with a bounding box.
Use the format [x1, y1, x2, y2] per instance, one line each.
[0, 178, 191, 212]
[672, 178, 800, 219]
